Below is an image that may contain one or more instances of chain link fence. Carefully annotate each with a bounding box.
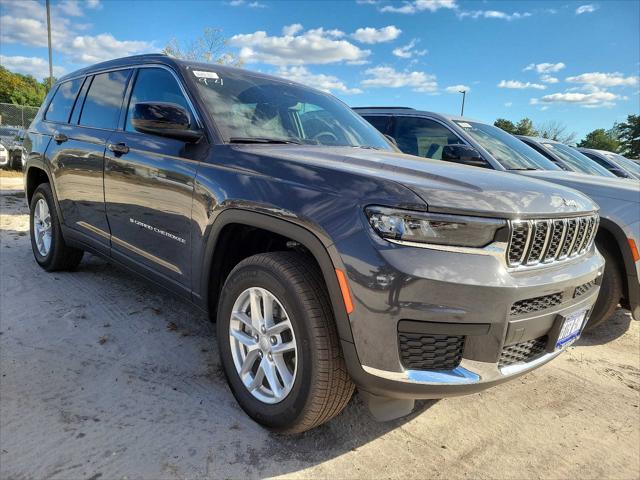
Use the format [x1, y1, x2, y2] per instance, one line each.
[0, 103, 40, 128]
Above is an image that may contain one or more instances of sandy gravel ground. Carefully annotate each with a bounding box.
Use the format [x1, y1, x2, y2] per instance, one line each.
[1, 173, 639, 480]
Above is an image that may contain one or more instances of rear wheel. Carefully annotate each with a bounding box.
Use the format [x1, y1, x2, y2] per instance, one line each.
[585, 241, 623, 330]
[216, 251, 354, 433]
[29, 183, 84, 271]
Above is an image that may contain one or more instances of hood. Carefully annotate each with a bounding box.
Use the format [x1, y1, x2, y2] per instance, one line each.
[519, 170, 640, 204]
[235, 145, 599, 219]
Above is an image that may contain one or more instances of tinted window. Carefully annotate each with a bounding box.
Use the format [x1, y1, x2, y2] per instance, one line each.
[541, 142, 615, 177]
[45, 78, 83, 123]
[394, 117, 462, 159]
[582, 151, 612, 169]
[79, 70, 131, 129]
[126, 68, 192, 132]
[363, 115, 390, 135]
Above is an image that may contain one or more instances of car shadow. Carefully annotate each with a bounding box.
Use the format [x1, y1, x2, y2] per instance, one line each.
[576, 309, 633, 346]
[61, 254, 439, 477]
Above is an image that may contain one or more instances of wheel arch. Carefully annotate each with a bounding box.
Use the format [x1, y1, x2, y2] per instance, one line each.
[199, 208, 355, 343]
[596, 218, 633, 305]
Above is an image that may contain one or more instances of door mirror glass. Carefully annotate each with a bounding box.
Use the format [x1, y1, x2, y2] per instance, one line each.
[441, 144, 489, 168]
[131, 102, 202, 142]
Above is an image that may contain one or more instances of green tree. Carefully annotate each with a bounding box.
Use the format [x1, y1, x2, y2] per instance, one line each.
[0, 67, 49, 107]
[494, 118, 517, 134]
[163, 28, 242, 66]
[577, 128, 620, 152]
[617, 114, 640, 158]
[514, 118, 537, 136]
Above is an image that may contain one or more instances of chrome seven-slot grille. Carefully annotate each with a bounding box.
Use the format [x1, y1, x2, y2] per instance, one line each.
[507, 214, 599, 267]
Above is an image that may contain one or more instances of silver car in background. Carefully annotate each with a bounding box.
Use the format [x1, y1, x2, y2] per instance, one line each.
[517, 136, 618, 178]
[578, 147, 640, 180]
[355, 108, 640, 329]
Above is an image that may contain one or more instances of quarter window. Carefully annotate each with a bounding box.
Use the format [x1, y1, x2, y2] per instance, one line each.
[79, 70, 131, 130]
[393, 117, 462, 159]
[45, 78, 84, 123]
[125, 68, 193, 132]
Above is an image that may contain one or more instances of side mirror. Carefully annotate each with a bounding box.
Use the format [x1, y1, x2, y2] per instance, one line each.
[441, 144, 489, 168]
[131, 102, 203, 142]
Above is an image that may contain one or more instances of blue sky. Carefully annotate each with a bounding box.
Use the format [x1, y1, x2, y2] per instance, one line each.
[1, 0, 638, 139]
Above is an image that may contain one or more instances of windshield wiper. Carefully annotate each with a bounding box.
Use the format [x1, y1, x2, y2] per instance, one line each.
[507, 167, 538, 171]
[228, 137, 302, 145]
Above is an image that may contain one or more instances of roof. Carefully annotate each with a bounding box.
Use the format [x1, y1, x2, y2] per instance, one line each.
[352, 107, 483, 124]
[56, 53, 309, 88]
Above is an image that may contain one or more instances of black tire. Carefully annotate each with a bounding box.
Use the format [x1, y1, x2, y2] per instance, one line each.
[216, 251, 354, 433]
[29, 183, 84, 271]
[10, 151, 24, 171]
[585, 241, 623, 330]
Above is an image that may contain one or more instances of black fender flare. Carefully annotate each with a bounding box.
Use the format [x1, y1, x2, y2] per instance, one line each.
[597, 217, 636, 302]
[198, 208, 355, 343]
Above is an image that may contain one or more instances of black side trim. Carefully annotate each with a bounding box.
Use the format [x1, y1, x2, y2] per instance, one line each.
[397, 320, 491, 336]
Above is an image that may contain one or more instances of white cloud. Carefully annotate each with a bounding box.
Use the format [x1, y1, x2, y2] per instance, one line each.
[276, 66, 362, 94]
[282, 24, 303, 36]
[445, 84, 470, 93]
[498, 80, 546, 90]
[0, 0, 151, 66]
[0, 55, 65, 79]
[229, 27, 370, 65]
[68, 34, 152, 64]
[392, 39, 427, 58]
[381, 0, 457, 14]
[566, 72, 639, 87]
[458, 10, 531, 20]
[524, 62, 565, 74]
[361, 66, 438, 92]
[540, 74, 559, 84]
[531, 88, 621, 108]
[576, 4, 598, 15]
[504, 102, 513, 107]
[351, 26, 401, 44]
[230, 0, 266, 6]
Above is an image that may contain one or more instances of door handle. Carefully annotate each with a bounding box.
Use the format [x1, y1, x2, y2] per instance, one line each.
[108, 142, 129, 155]
[53, 132, 68, 143]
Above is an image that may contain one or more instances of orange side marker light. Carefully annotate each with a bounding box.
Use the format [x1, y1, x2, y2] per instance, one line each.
[335, 268, 354, 314]
[629, 238, 639, 262]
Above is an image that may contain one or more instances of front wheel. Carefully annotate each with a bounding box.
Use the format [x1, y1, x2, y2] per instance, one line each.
[216, 251, 354, 433]
[29, 183, 84, 271]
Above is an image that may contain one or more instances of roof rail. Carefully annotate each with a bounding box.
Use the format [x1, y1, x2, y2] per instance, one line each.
[351, 106, 415, 110]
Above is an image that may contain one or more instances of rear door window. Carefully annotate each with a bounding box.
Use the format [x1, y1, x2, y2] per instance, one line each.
[45, 78, 84, 123]
[125, 68, 192, 132]
[363, 115, 391, 135]
[393, 116, 462, 159]
[79, 70, 131, 130]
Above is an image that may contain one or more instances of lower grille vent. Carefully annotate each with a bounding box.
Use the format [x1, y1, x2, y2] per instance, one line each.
[499, 336, 548, 368]
[510, 293, 563, 316]
[574, 280, 596, 297]
[398, 333, 464, 371]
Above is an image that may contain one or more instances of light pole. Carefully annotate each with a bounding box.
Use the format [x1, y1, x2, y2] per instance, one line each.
[46, 0, 53, 90]
[458, 89, 466, 117]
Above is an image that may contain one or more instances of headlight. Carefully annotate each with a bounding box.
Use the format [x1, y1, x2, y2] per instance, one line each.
[365, 206, 506, 248]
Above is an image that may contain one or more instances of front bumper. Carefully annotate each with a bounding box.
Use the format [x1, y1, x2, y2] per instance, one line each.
[335, 229, 605, 399]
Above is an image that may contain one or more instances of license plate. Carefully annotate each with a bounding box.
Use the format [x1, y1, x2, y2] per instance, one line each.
[556, 309, 588, 349]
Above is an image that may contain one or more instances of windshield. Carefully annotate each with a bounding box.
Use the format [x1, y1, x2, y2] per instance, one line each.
[603, 152, 640, 176]
[542, 142, 615, 177]
[454, 121, 560, 171]
[191, 69, 392, 150]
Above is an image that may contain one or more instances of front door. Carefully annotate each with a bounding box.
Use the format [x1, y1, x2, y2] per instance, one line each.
[104, 66, 207, 287]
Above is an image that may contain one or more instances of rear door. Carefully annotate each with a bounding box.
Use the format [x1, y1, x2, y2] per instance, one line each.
[104, 66, 206, 288]
[44, 70, 132, 249]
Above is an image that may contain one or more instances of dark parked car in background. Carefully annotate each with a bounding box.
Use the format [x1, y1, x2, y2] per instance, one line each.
[577, 147, 640, 180]
[517, 136, 618, 178]
[24, 55, 605, 432]
[0, 126, 26, 170]
[356, 107, 639, 329]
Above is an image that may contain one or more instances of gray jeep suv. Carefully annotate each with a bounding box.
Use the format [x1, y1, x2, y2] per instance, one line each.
[25, 55, 603, 433]
[356, 107, 639, 330]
